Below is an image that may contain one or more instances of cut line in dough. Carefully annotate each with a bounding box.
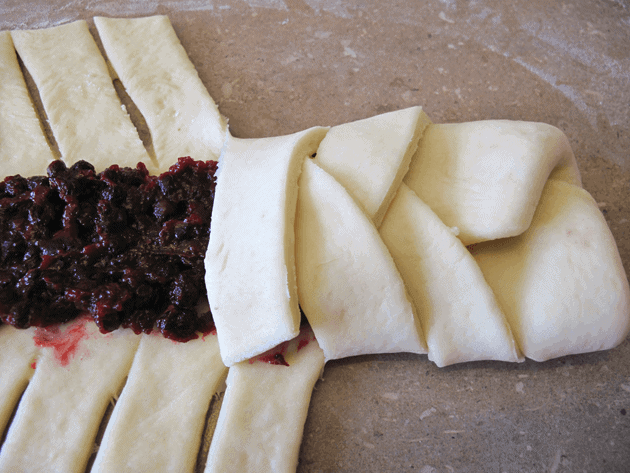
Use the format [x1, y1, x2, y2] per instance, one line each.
[11, 20, 152, 172]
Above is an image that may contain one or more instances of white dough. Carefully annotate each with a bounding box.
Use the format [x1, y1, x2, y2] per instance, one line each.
[11, 21, 151, 172]
[205, 329, 325, 473]
[0, 31, 55, 176]
[94, 16, 228, 171]
[0, 319, 140, 473]
[404, 120, 582, 245]
[313, 106, 432, 227]
[296, 159, 427, 360]
[380, 184, 523, 367]
[91, 333, 227, 473]
[0, 326, 39, 438]
[205, 127, 328, 367]
[472, 179, 630, 361]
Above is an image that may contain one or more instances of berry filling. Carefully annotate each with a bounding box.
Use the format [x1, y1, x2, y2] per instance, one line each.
[0, 157, 217, 342]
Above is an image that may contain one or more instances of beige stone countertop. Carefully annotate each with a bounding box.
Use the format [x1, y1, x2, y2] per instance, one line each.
[2, 1, 629, 472]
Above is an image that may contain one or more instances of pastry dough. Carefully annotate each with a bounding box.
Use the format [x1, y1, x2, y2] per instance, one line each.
[404, 120, 582, 245]
[472, 179, 630, 361]
[205, 127, 328, 367]
[313, 106, 431, 227]
[0, 32, 55, 176]
[380, 183, 522, 367]
[0, 319, 139, 473]
[91, 334, 227, 473]
[0, 326, 39, 439]
[296, 159, 427, 360]
[204, 329, 325, 473]
[11, 21, 151, 171]
[94, 15, 228, 171]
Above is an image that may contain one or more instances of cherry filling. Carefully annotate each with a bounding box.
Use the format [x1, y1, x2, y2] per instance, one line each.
[0, 157, 217, 342]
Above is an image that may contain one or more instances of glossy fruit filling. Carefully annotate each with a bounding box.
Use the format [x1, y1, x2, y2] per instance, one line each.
[0, 157, 216, 342]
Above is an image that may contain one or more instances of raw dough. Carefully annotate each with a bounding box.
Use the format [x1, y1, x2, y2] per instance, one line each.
[472, 179, 630, 361]
[296, 159, 427, 360]
[204, 329, 325, 473]
[0, 31, 55, 176]
[0, 326, 39, 439]
[313, 106, 431, 227]
[380, 183, 522, 367]
[94, 16, 228, 171]
[0, 319, 139, 473]
[11, 20, 151, 171]
[404, 120, 582, 245]
[205, 127, 328, 367]
[91, 333, 227, 473]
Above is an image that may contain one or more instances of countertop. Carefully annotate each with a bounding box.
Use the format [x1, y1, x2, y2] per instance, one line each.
[1, 1, 629, 472]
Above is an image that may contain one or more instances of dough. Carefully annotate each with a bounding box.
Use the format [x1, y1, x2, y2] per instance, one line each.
[404, 120, 582, 245]
[313, 106, 431, 227]
[91, 333, 227, 473]
[204, 329, 325, 473]
[296, 159, 427, 360]
[205, 127, 328, 367]
[0, 31, 55, 176]
[380, 183, 522, 367]
[11, 21, 151, 171]
[0, 326, 39, 439]
[94, 16, 228, 171]
[0, 319, 139, 473]
[472, 179, 630, 361]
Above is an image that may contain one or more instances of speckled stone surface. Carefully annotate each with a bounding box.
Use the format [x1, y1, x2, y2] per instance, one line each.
[1, 1, 629, 472]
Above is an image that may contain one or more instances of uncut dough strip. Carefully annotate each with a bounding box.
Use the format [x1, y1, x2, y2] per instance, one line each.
[11, 20, 151, 172]
[296, 159, 427, 360]
[205, 127, 328, 366]
[0, 31, 55, 176]
[205, 329, 325, 473]
[472, 179, 630, 361]
[0, 326, 39, 438]
[0, 319, 139, 473]
[313, 106, 431, 227]
[380, 184, 522, 367]
[404, 121, 582, 245]
[94, 15, 228, 171]
[91, 334, 226, 473]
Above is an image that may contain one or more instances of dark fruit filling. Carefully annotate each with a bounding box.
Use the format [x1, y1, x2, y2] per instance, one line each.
[0, 157, 217, 342]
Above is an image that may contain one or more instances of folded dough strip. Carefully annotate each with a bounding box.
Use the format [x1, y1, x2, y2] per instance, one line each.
[472, 179, 630, 361]
[380, 183, 522, 367]
[0, 318, 140, 473]
[94, 15, 228, 172]
[91, 333, 226, 473]
[0, 326, 39, 441]
[0, 31, 55, 176]
[205, 127, 328, 366]
[296, 159, 427, 360]
[204, 328, 325, 473]
[313, 106, 432, 227]
[11, 20, 152, 172]
[404, 120, 582, 245]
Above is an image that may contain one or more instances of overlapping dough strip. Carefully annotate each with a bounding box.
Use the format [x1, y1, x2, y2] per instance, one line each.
[11, 20, 151, 171]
